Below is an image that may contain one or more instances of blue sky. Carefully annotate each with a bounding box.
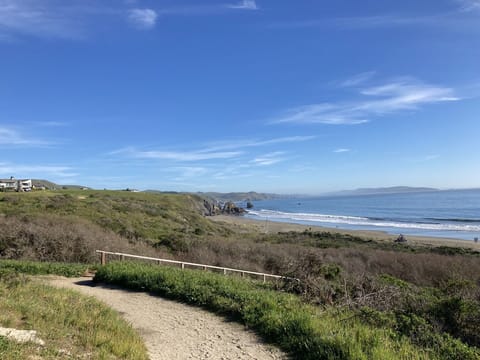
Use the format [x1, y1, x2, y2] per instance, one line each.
[1, 0, 479, 193]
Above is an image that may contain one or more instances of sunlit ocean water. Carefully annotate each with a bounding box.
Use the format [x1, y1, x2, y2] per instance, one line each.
[245, 189, 480, 241]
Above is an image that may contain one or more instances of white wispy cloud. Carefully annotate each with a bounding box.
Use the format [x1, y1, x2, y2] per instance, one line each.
[127, 8, 157, 29]
[0, 0, 258, 40]
[214, 173, 255, 181]
[340, 71, 376, 87]
[334, 148, 350, 153]
[269, 14, 444, 30]
[273, 77, 459, 125]
[457, 0, 480, 11]
[112, 147, 242, 162]
[204, 135, 315, 151]
[30, 121, 69, 127]
[287, 164, 316, 173]
[0, 126, 50, 146]
[331, 14, 446, 29]
[251, 151, 286, 166]
[226, 0, 258, 10]
[424, 154, 440, 161]
[0, 1, 155, 40]
[0, 162, 76, 178]
[166, 166, 209, 179]
[0, 0, 87, 39]
[270, 6, 480, 32]
[111, 135, 313, 163]
[110, 135, 311, 180]
[413, 154, 440, 163]
[157, 1, 259, 16]
[273, 104, 369, 125]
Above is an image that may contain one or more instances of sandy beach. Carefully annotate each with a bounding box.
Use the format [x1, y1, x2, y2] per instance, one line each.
[211, 215, 480, 250]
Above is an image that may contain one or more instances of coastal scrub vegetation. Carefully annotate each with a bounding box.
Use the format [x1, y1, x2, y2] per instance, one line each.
[0, 269, 148, 359]
[95, 261, 479, 360]
[0, 259, 93, 277]
[1, 190, 479, 358]
[0, 190, 230, 262]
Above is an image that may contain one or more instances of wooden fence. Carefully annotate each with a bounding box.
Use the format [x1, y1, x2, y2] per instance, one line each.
[96, 250, 289, 283]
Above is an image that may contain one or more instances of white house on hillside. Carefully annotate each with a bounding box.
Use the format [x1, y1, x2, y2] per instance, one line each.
[18, 179, 32, 191]
[0, 177, 32, 192]
[0, 178, 17, 191]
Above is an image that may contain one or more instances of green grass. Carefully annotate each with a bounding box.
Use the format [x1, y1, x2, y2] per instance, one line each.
[0, 190, 230, 244]
[0, 259, 94, 277]
[94, 261, 471, 360]
[0, 269, 148, 360]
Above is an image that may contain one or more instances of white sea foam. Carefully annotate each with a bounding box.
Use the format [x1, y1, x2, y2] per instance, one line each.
[247, 210, 480, 232]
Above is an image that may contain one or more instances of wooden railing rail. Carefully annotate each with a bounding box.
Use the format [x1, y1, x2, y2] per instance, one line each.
[96, 250, 291, 283]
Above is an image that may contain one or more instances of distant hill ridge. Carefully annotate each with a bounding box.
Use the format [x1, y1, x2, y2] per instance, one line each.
[31, 179, 89, 190]
[197, 191, 284, 202]
[30, 180, 448, 199]
[331, 186, 438, 196]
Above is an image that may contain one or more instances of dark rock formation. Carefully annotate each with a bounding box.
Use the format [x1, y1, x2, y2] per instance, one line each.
[203, 199, 222, 216]
[203, 199, 246, 216]
[222, 201, 246, 215]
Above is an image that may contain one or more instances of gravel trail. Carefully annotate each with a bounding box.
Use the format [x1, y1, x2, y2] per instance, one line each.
[46, 277, 287, 360]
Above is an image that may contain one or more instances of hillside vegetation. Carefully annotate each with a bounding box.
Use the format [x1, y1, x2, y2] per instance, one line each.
[0, 190, 231, 262]
[95, 261, 479, 360]
[1, 190, 479, 358]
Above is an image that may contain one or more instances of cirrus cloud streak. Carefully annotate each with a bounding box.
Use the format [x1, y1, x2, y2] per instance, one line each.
[0, 126, 51, 147]
[0, 162, 76, 178]
[111, 147, 242, 162]
[273, 77, 459, 125]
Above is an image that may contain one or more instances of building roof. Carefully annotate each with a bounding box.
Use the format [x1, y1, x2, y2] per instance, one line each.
[0, 179, 17, 183]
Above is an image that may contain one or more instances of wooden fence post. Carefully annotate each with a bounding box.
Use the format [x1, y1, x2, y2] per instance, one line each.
[101, 252, 106, 266]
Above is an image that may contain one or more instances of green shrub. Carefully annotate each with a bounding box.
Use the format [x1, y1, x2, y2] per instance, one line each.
[94, 261, 443, 360]
[0, 260, 93, 277]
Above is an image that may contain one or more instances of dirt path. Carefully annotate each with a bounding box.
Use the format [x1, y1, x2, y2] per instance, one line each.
[46, 277, 287, 360]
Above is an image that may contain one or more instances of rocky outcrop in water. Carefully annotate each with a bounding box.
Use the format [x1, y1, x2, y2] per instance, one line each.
[203, 199, 245, 216]
[203, 199, 221, 216]
[221, 201, 246, 215]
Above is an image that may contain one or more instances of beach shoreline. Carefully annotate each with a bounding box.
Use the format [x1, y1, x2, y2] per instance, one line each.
[211, 215, 480, 250]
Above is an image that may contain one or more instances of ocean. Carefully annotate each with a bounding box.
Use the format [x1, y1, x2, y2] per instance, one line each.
[244, 189, 480, 241]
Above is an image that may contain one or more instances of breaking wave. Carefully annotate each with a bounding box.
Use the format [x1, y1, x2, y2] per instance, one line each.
[246, 209, 480, 232]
